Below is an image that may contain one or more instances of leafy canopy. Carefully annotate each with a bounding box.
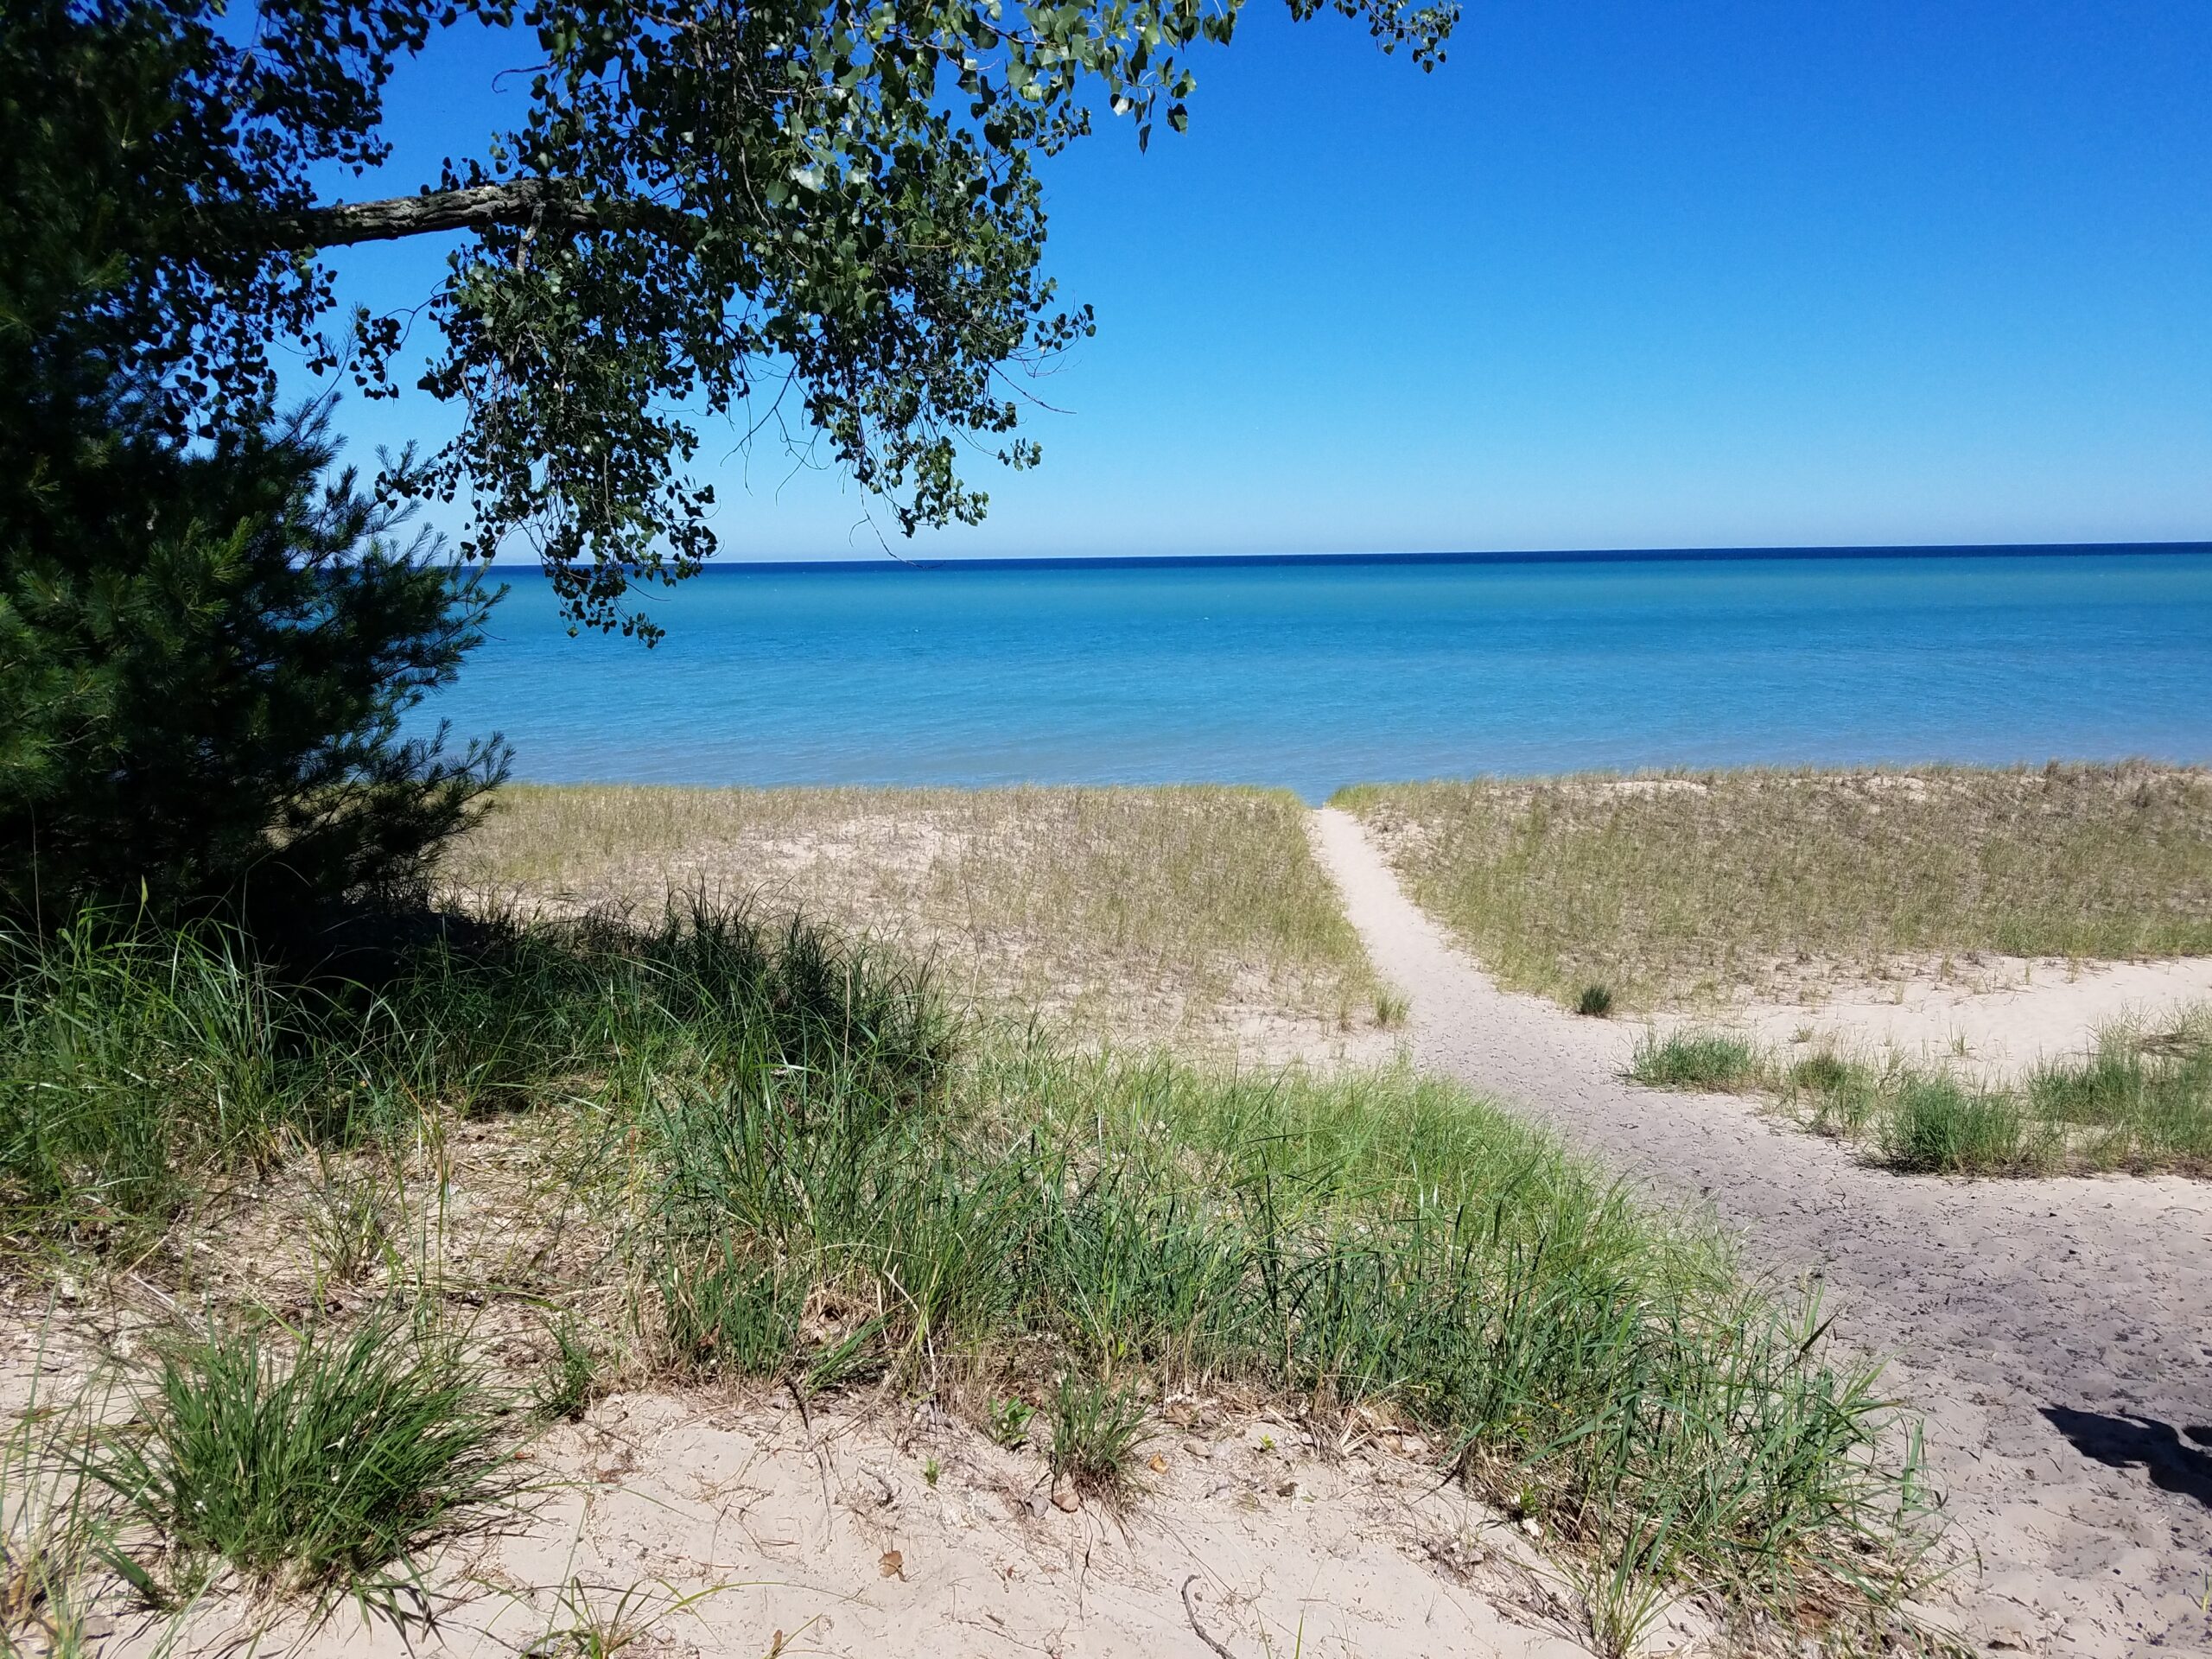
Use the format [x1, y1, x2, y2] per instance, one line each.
[14, 0, 1455, 636]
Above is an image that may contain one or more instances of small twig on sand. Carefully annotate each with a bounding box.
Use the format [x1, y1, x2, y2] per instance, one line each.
[1180, 1574, 1239, 1659]
[789, 1378, 836, 1530]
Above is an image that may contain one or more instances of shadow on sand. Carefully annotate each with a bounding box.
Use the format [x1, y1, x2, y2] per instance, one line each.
[2042, 1407, 2212, 1510]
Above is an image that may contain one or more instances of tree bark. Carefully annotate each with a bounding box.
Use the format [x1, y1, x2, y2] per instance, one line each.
[263, 180, 703, 251]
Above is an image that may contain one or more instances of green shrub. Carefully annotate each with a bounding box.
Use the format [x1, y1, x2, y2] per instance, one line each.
[1, 400, 507, 930]
[986, 1396, 1037, 1448]
[1576, 983, 1615, 1018]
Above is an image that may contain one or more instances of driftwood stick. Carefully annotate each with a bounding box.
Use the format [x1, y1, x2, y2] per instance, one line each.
[1179, 1574, 1239, 1659]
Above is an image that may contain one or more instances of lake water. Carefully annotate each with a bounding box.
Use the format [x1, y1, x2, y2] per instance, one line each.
[412, 550, 2212, 801]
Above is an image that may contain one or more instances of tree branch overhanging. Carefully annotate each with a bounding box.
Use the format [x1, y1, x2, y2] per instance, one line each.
[263, 179, 705, 251]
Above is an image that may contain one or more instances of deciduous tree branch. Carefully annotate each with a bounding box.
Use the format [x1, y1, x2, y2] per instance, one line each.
[260, 179, 704, 250]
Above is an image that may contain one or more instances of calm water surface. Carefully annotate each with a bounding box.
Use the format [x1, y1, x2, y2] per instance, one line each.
[411, 553, 2212, 800]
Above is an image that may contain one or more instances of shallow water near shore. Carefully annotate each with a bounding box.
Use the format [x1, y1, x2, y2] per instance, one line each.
[414, 550, 2212, 798]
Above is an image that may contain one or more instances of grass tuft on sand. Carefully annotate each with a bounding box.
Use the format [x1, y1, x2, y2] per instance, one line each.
[1634, 1009, 2212, 1176]
[1338, 763, 2212, 1009]
[86, 1311, 517, 1599]
[2, 907, 1940, 1651]
[445, 783, 1381, 1052]
[1626, 1030, 1761, 1091]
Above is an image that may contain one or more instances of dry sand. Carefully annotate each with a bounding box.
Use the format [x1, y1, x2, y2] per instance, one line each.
[18, 1370, 1626, 1659]
[1314, 806, 2212, 1657]
[1716, 955, 2212, 1084]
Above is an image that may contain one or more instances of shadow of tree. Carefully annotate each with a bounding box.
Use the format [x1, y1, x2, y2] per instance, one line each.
[2042, 1407, 2212, 1510]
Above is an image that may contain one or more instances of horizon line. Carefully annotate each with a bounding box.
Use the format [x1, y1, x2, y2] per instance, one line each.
[484, 538, 2212, 573]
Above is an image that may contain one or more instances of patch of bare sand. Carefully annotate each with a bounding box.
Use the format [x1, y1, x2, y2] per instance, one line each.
[1314, 806, 2212, 1659]
[7, 1351, 1630, 1659]
[1697, 957, 2212, 1084]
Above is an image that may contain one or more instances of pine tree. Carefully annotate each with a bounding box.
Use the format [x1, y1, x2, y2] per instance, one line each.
[0, 393, 509, 926]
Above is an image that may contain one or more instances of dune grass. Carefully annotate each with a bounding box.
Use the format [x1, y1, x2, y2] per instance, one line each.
[86, 1312, 517, 1599]
[445, 783, 1381, 1050]
[1338, 764, 2212, 1009]
[1626, 1030, 1761, 1091]
[1, 907, 1940, 1651]
[1633, 1009, 2212, 1176]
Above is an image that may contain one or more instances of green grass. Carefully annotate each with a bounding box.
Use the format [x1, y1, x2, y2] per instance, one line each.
[638, 1036, 1937, 1638]
[444, 783, 1382, 1046]
[0, 901, 950, 1247]
[1047, 1376, 1154, 1499]
[2026, 1016, 2212, 1168]
[1338, 764, 2212, 1008]
[2, 1344, 118, 1659]
[1627, 1030, 1760, 1090]
[1637, 1014, 2212, 1176]
[2, 906, 1942, 1649]
[84, 1310, 516, 1599]
[532, 1318, 603, 1424]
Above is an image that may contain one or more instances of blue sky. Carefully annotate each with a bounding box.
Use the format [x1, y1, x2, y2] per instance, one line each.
[310, 0, 2212, 561]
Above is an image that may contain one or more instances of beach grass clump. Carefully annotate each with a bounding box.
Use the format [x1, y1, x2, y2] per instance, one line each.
[2024, 1012, 2212, 1170]
[442, 783, 1380, 1050]
[1338, 764, 2212, 1010]
[1786, 1051, 1887, 1140]
[640, 1037, 1935, 1640]
[0, 901, 949, 1244]
[1047, 1376, 1154, 1499]
[1627, 1030, 1760, 1090]
[1575, 982, 1615, 1018]
[2, 1361, 118, 1658]
[0, 916, 365, 1240]
[1878, 1077, 2034, 1175]
[531, 1319, 604, 1425]
[85, 1310, 514, 1594]
[1642, 1011, 2212, 1176]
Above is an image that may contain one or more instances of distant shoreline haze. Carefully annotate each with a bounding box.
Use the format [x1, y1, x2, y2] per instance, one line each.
[480, 541, 2212, 573]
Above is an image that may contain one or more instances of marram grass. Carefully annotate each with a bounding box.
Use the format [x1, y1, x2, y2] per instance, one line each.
[1634, 1011, 2212, 1177]
[443, 782, 1382, 1046]
[3, 907, 1941, 1649]
[1338, 763, 2212, 1009]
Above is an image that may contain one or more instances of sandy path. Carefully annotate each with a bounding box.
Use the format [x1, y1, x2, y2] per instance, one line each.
[1313, 808, 2212, 1658]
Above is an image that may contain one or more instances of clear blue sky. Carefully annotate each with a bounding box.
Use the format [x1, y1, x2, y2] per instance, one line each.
[308, 0, 2212, 561]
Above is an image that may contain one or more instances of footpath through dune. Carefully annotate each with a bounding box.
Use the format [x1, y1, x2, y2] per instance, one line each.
[1313, 807, 2212, 1659]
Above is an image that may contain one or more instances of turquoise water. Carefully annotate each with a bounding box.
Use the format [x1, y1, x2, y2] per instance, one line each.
[413, 552, 2212, 800]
